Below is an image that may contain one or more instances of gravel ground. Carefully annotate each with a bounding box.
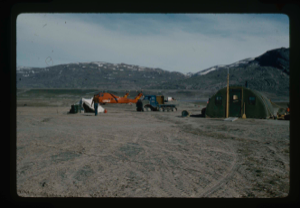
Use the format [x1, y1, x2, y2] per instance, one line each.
[16, 99, 290, 198]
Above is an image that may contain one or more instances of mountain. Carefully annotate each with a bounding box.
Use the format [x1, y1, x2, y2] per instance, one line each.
[193, 57, 255, 76]
[190, 47, 289, 77]
[153, 47, 289, 97]
[185, 72, 194, 77]
[16, 62, 187, 89]
[16, 47, 289, 97]
[250, 47, 289, 74]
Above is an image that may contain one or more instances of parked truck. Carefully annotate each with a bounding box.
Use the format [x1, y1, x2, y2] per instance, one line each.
[136, 95, 177, 112]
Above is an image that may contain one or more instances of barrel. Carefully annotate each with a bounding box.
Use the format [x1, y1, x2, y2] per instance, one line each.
[181, 110, 190, 117]
[70, 104, 79, 113]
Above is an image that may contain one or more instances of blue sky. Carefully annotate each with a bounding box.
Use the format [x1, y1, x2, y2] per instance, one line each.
[17, 13, 289, 74]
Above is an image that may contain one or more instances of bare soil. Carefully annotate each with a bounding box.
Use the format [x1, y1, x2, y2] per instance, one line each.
[16, 98, 289, 198]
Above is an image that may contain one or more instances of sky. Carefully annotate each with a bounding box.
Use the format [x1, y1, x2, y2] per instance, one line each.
[17, 13, 289, 74]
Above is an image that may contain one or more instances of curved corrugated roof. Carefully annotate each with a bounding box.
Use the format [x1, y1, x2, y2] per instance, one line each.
[205, 86, 274, 118]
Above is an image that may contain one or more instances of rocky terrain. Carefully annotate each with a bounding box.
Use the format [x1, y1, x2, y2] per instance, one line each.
[16, 62, 185, 89]
[17, 47, 289, 97]
[16, 90, 290, 198]
[157, 47, 289, 97]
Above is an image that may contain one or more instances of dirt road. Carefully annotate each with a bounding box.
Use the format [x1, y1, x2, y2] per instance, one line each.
[16, 101, 289, 197]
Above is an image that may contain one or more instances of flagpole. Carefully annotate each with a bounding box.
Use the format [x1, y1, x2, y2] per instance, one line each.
[226, 68, 229, 118]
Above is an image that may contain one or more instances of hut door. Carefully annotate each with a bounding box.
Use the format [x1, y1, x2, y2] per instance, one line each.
[229, 89, 241, 117]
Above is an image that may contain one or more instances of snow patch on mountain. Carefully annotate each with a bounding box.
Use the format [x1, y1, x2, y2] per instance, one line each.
[17, 66, 33, 71]
[200, 67, 217, 75]
[226, 57, 255, 68]
[195, 65, 222, 76]
[195, 57, 255, 76]
[185, 72, 194, 77]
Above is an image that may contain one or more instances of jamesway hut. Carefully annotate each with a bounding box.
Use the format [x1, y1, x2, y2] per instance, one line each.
[205, 86, 274, 119]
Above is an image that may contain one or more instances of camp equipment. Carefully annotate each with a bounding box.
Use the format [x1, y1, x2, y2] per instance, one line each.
[205, 86, 274, 119]
[277, 108, 286, 120]
[164, 97, 175, 102]
[181, 110, 190, 117]
[201, 107, 206, 116]
[69, 104, 80, 114]
[79, 97, 105, 113]
[136, 95, 177, 112]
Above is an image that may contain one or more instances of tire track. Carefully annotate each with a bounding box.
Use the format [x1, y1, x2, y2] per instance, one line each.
[133, 131, 142, 143]
[157, 167, 190, 197]
[198, 139, 238, 197]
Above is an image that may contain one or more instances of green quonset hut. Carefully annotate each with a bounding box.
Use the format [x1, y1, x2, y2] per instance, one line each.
[205, 86, 274, 119]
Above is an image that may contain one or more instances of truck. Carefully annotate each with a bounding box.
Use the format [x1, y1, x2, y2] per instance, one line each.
[136, 95, 177, 112]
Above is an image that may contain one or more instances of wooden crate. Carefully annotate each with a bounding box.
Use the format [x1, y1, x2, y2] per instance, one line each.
[156, 96, 164, 105]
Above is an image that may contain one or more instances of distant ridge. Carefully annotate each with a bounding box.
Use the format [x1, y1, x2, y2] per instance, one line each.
[17, 47, 289, 97]
[155, 47, 289, 96]
[16, 62, 187, 89]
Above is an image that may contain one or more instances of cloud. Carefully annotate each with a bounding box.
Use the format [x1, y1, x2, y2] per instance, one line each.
[17, 13, 289, 73]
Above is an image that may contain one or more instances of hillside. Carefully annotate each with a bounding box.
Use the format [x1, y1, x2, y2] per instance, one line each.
[153, 47, 289, 97]
[16, 47, 289, 97]
[16, 62, 186, 89]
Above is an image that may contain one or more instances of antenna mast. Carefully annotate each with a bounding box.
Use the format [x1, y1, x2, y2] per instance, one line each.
[226, 68, 229, 118]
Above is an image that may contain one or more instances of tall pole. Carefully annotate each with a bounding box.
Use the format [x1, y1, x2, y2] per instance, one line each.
[226, 68, 229, 118]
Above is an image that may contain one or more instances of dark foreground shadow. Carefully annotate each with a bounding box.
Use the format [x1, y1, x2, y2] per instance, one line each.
[83, 114, 94, 116]
[176, 114, 205, 118]
[190, 114, 205, 117]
